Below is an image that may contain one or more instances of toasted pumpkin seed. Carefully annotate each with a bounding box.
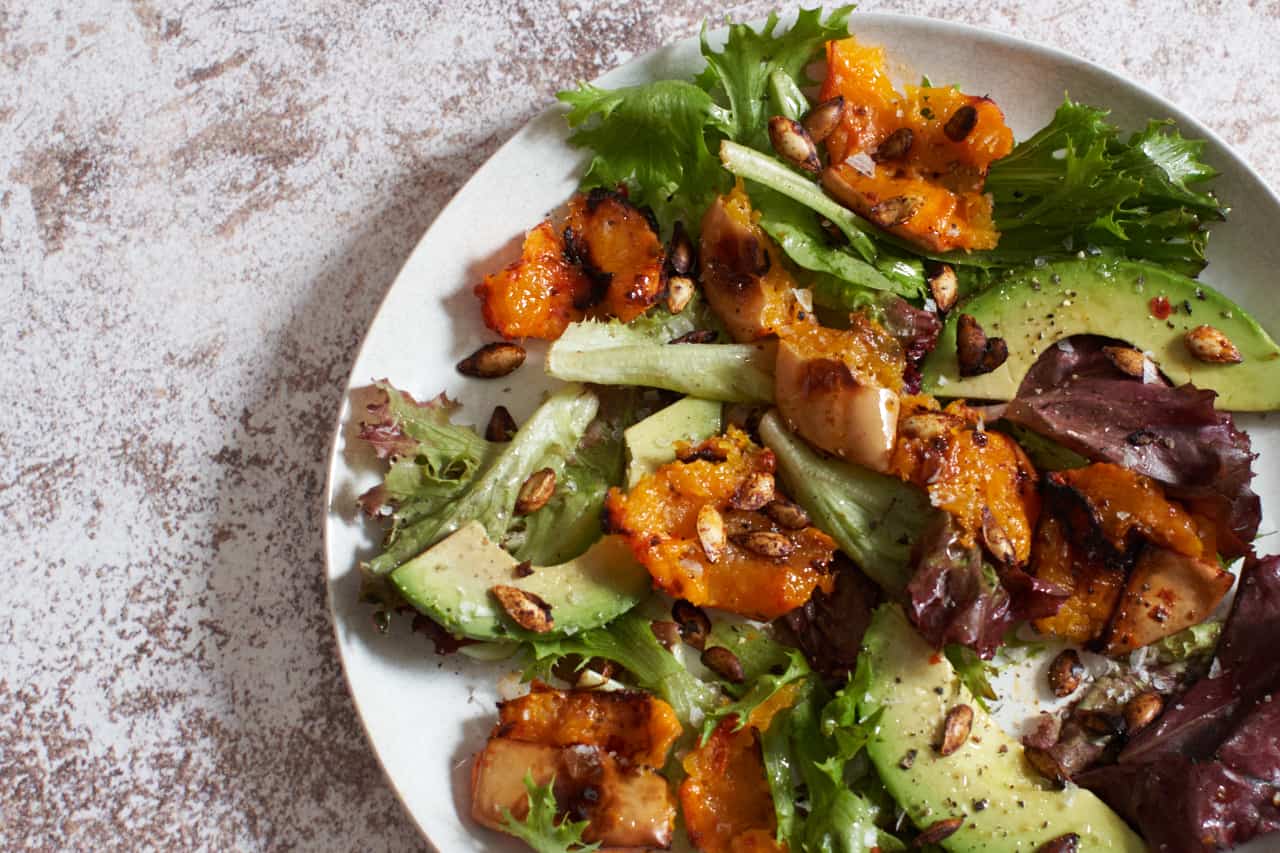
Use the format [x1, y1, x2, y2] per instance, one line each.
[900, 413, 950, 442]
[764, 498, 810, 530]
[732, 530, 797, 560]
[491, 585, 554, 633]
[515, 468, 556, 515]
[666, 275, 695, 314]
[729, 472, 776, 511]
[650, 620, 682, 651]
[1048, 649, 1084, 697]
[768, 116, 821, 174]
[1123, 691, 1164, 733]
[701, 645, 745, 683]
[485, 405, 518, 441]
[802, 96, 845, 144]
[957, 313, 1009, 377]
[980, 507, 1017, 565]
[915, 817, 964, 846]
[868, 195, 921, 228]
[1184, 324, 1243, 363]
[872, 126, 914, 162]
[1036, 833, 1080, 853]
[667, 221, 697, 276]
[671, 329, 718, 345]
[457, 342, 526, 378]
[938, 704, 974, 756]
[1074, 709, 1125, 736]
[943, 104, 978, 141]
[1024, 745, 1069, 788]
[672, 599, 711, 650]
[927, 264, 959, 312]
[696, 505, 727, 562]
[1102, 345, 1148, 378]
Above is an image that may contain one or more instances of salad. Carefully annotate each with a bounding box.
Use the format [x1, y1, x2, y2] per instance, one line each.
[351, 8, 1280, 853]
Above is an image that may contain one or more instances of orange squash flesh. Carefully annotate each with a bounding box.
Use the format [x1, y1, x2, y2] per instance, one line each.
[700, 185, 812, 342]
[564, 189, 665, 324]
[475, 220, 593, 340]
[475, 189, 665, 339]
[471, 737, 676, 848]
[819, 37, 1014, 252]
[679, 685, 799, 853]
[495, 683, 682, 769]
[605, 429, 836, 621]
[890, 401, 1040, 564]
[1031, 514, 1125, 643]
[776, 316, 905, 392]
[1048, 463, 1204, 559]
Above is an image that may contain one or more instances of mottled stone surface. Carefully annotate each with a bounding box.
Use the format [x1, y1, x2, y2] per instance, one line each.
[1, 1, 1276, 850]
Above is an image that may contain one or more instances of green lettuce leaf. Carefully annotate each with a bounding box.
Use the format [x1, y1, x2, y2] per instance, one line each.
[698, 7, 853, 149]
[558, 80, 731, 229]
[356, 382, 495, 529]
[700, 641, 810, 743]
[751, 186, 924, 299]
[1152, 620, 1222, 663]
[979, 98, 1225, 274]
[510, 387, 659, 565]
[364, 384, 599, 575]
[759, 411, 935, 592]
[523, 610, 721, 727]
[760, 670, 907, 853]
[944, 643, 998, 712]
[501, 773, 600, 853]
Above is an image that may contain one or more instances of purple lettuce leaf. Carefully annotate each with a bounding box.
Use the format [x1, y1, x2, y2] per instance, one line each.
[1004, 335, 1260, 556]
[904, 515, 1068, 658]
[781, 555, 880, 680]
[881, 296, 941, 395]
[1079, 556, 1280, 852]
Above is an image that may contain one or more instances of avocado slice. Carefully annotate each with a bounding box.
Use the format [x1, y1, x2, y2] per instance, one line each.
[623, 397, 722, 487]
[862, 605, 1144, 852]
[389, 521, 649, 641]
[922, 258, 1280, 411]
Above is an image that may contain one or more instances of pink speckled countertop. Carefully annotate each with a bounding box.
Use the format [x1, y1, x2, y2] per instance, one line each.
[3, 1, 1278, 849]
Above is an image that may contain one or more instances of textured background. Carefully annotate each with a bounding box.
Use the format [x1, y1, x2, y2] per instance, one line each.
[3, 1, 1278, 850]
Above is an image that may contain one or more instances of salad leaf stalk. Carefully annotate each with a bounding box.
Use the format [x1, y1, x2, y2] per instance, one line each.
[547, 321, 775, 403]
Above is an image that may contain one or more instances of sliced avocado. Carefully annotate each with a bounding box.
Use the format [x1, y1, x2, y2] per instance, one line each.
[623, 397, 722, 487]
[862, 605, 1144, 852]
[922, 258, 1280, 411]
[389, 521, 649, 641]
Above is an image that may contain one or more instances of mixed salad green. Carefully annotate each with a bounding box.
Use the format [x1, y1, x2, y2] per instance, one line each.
[354, 8, 1280, 853]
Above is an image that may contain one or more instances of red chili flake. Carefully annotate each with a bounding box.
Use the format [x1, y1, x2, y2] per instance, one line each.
[1149, 295, 1171, 320]
[930, 652, 944, 665]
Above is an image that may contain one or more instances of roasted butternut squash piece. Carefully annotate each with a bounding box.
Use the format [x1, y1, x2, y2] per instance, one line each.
[476, 220, 593, 340]
[679, 685, 799, 853]
[774, 318, 905, 472]
[564, 188, 665, 324]
[1031, 514, 1125, 644]
[471, 737, 676, 848]
[700, 185, 812, 342]
[1048, 463, 1204, 559]
[605, 428, 836, 620]
[818, 37, 1014, 252]
[1103, 545, 1233, 655]
[495, 683, 681, 769]
[890, 401, 1039, 564]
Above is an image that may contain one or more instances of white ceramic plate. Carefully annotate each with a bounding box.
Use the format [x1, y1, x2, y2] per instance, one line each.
[325, 12, 1280, 852]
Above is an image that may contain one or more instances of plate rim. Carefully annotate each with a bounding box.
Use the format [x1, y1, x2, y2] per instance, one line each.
[322, 10, 1280, 849]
